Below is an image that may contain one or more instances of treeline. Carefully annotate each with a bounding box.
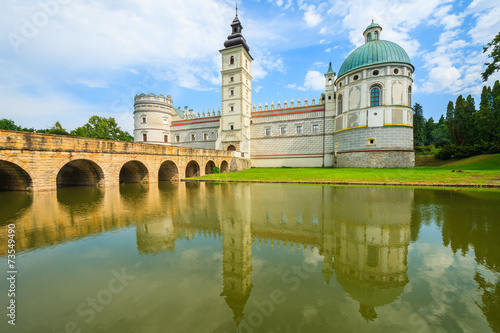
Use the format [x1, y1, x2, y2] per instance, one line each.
[414, 80, 500, 159]
[413, 103, 451, 149]
[0, 115, 133, 142]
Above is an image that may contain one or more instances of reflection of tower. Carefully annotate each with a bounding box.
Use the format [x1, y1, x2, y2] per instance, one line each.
[220, 185, 253, 328]
[329, 188, 412, 321]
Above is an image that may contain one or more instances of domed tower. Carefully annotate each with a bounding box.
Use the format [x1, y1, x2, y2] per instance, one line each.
[134, 93, 176, 144]
[333, 21, 415, 168]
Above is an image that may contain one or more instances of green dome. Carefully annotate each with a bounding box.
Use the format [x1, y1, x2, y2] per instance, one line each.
[338, 40, 413, 77]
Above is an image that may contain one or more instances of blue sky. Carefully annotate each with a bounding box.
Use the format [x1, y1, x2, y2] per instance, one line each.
[1, 0, 499, 133]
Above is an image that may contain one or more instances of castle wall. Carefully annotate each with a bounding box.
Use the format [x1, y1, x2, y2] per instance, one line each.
[250, 104, 335, 167]
[170, 117, 221, 150]
[334, 126, 414, 152]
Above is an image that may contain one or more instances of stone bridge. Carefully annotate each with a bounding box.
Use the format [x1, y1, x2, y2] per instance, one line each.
[0, 130, 250, 191]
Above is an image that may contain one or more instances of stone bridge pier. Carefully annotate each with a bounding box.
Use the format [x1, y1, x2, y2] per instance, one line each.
[0, 130, 250, 191]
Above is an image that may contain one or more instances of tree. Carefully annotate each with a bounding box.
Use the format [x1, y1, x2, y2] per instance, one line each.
[446, 101, 456, 144]
[70, 116, 133, 141]
[482, 32, 500, 82]
[413, 103, 425, 146]
[424, 117, 435, 146]
[47, 121, 70, 135]
[0, 119, 22, 131]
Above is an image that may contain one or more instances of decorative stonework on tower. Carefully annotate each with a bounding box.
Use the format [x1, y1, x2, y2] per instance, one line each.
[217, 10, 253, 154]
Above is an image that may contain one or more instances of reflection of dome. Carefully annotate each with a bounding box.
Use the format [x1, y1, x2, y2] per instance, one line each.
[338, 40, 413, 77]
[336, 271, 406, 320]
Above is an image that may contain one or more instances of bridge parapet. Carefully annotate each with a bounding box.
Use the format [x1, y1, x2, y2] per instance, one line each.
[0, 130, 249, 191]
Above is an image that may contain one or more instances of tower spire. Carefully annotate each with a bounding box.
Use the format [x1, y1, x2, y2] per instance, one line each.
[236, 0, 238, 16]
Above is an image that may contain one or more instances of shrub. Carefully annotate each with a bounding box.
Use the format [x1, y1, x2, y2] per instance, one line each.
[211, 166, 221, 174]
[435, 143, 500, 160]
[415, 145, 435, 154]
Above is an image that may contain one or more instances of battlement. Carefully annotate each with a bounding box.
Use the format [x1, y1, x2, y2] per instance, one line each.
[135, 93, 173, 105]
[253, 95, 325, 112]
[180, 108, 221, 119]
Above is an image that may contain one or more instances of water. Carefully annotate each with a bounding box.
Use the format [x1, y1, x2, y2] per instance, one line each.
[1, 183, 499, 333]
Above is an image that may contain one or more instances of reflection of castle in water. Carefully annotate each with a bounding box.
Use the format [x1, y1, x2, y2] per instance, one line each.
[1, 182, 411, 326]
[135, 184, 412, 325]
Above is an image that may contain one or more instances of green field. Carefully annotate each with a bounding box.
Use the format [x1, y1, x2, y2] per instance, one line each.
[195, 154, 500, 187]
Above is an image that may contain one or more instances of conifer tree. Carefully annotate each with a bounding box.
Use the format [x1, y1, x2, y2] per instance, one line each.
[413, 103, 425, 146]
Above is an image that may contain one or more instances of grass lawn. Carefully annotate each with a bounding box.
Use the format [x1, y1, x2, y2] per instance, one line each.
[195, 154, 500, 187]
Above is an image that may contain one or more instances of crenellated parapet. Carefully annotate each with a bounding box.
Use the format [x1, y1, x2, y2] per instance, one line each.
[134, 93, 173, 105]
[181, 108, 221, 119]
[252, 96, 324, 112]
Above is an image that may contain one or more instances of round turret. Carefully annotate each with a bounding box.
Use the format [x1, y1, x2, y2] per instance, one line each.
[134, 93, 175, 144]
[333, 22, 415, 168]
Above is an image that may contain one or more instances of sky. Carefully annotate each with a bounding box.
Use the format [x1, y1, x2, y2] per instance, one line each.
[1, 0, 499, 134]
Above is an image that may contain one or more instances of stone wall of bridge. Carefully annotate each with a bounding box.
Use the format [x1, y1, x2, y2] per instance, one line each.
[0, 130, 250, 191]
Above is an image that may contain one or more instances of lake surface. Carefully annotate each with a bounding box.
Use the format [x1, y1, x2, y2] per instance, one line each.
[1, 183, 499, 333]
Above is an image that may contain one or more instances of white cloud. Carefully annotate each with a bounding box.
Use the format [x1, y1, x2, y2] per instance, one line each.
[251, 48, 286, 80]
[302, 70, 324, 91]
[287, 70, 324, 92]
[303, 5, 323, 28]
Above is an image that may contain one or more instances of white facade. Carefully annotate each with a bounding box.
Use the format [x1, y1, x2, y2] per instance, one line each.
[133, 18, 415, 168]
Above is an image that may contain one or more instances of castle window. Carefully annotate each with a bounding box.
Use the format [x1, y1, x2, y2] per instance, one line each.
[141, 117, 147, 124]
[373, 70, 379, 76]
[176, 135, 180, 142]
[142, 134, 147, 142]
[328, 78, 332, 85]
[204, 133, 208, 140]
[230, 125, 234, 130]
[338, 95, 343, 114]
[367, 33, 372, 41]
[296, 126, 303, 134]
[408, 86, 412, 106]
[191, 134, 195, 141]
[394, 68, 399, 74]
[265, 128, 271, 136]
[280, 127, 287, 135]
[370, 86, 381, 106]
[164, 135, 168, 143]
[353, 74, 359, 81]
[328, 95, 332, 100]
[230, 76, 234, 82]
[312, 124, 319, 133]
[374, 31, 379, 40]
[230, 56, 234, 65]
[230, 89, 234, 96]
[230, 106, 234, 111]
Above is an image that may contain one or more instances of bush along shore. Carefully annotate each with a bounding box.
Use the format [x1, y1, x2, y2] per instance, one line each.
[189, 154, 500, 188]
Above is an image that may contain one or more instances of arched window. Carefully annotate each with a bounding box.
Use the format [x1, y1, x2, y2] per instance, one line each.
[230, 56, 234, 65]
[367, 33, 372, 41]
[408, 86, 412, 107]
[374, 31, 378, 40]
[370, 86, 381, 106]
[338, 95, 343, 114]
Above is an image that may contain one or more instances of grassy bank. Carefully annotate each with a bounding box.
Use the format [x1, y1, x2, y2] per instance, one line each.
[194, 154, 500, 187]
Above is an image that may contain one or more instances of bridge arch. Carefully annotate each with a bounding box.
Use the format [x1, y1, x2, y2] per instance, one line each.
[119, 160, 149, 184]
[205, 160, 216, 175]
[158, 160, 179, 181]
[220, 160, 229, 173]
[0, 160, 33, 191]
[185, 160, 200, 178]
[57, 159, 104, 188]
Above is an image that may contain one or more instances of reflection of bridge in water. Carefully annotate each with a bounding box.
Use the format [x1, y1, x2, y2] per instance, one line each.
[1, 183, 412, 325]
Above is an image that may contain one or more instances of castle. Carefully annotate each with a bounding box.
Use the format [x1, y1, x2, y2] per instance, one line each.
[133, 12, 415, 168]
